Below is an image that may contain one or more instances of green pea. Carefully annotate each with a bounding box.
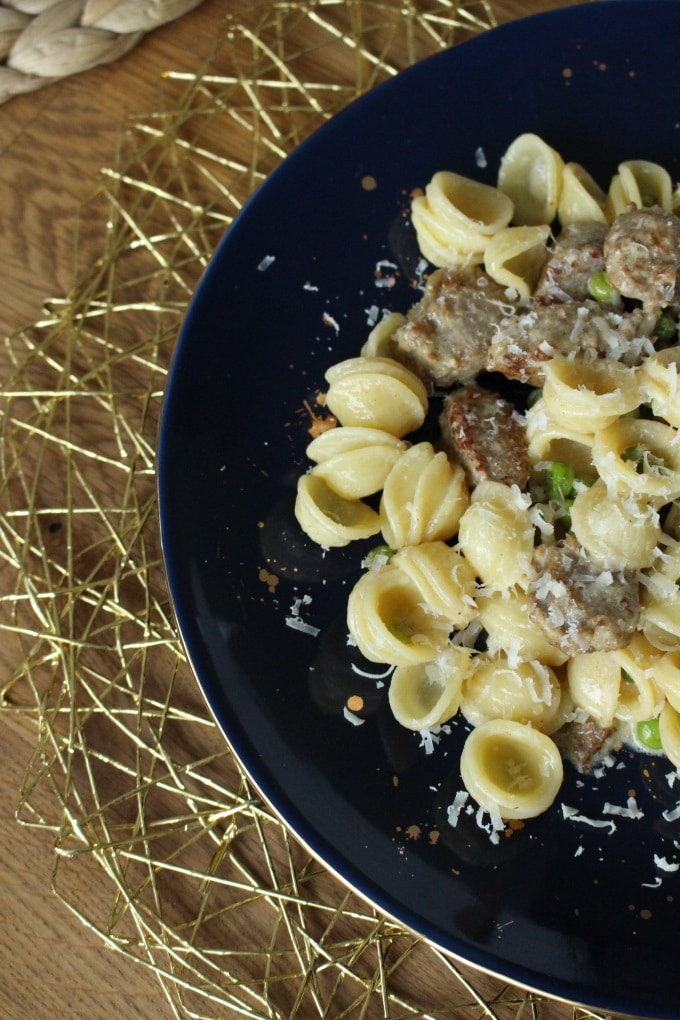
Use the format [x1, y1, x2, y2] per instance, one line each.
[546, 461, 575, 501]
[637, 717, 663, 750]
[588, 270, 619, 304]
[654, 313, 677, 343]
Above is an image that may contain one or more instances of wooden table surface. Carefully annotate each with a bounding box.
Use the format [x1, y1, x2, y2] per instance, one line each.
[0, 2, 593, 1018]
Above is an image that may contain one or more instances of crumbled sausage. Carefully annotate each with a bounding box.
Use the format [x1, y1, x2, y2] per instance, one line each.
[554, 717, 616, 774]
[534, 221, 608, 305]
[485, 301, 651, 386]
[439, 383, 530, 489]
[604, 206, 680, 314]
[389, 265, 517, 389]
[527, 535, 640, 656]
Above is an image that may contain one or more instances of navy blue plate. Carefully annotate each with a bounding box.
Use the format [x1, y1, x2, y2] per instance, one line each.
[158, 3, 680, 1016]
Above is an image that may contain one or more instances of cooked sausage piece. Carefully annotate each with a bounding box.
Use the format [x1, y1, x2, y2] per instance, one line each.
[485, 301, 650, 386]
[554, 717, 616, 773]
[527, 535, 640, 656]
[534, 221, 608, 305]
[604, 206, 680, 314]
[438, 383, 530, 489]
[389, 265, 517, 389]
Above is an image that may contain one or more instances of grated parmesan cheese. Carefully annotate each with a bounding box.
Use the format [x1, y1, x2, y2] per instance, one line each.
[603, 796, 644, 820]
[343, 706, 365, 726]
[654, 854, 680, 872]
[447, 790, 469, 827]
[561, 804, 617, 834]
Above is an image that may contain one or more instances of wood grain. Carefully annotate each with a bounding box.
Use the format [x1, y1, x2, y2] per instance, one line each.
[0, 2, 590, 1018]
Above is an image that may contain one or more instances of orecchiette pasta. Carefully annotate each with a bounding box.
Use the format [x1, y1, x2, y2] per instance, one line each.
[360, 311, 407, 357]
[497, 132, 564, 226]
[457, 480, 534, 591]
[482, 224, 550, 299]
[388, 646, 474, 731]
[608, 160, 674, 218]
[392, 542, 477, 626]
[567, 651, 621, 728]
[525, 398, 595, 475]
[411, 170, 513, 267]
[654, 649, 680, 712]
[641, 542, 680, 650]
[640, 346, 680, 427]
[541, 356, 641, 434]
[324, 356, 428, 436]
[459, 718, 564, 820]
[592, 418, 680, 502]
[568, 635, 663, 729]
[659, 702, 680, 769]
[346, 562, 452, 666]
[570, 479, 661, 570]
[294, 474, 381, 547]
[476, 589, 568, 667]
[557, 162, 607, 226]
[609, 644, 664, 725]
[292, 135, 680, 826]
[460, 655, 561, 732]
[306, 426, 408, 499]
[379, 442, 469, 548]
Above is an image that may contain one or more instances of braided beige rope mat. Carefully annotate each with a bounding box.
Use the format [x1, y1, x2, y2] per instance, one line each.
[0, 0, 204, 102]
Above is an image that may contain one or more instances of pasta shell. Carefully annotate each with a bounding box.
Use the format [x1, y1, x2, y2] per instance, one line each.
[388, 647, 473, 730]
[460, 719, 563, 820]
[483, 224, 550, 298]
[325, 356, 428, 436]
[460, 655, 562, 732]
[380, 442, 469, 548]
[542, 356, 641, 434]
[306, 426, 407, 499]
[558, 162, 607, 226]
[497, 133, 564, 225]
[567, 651, 621, 728]
[392, 541, 477, 625]
[347, 563, 452, 666]
[294, 474, 381, 547]
[640, 347, 680, 427]
[457, 480, 534, 591]
[570, 478, 661, 570]
[592, 418, 680, 502]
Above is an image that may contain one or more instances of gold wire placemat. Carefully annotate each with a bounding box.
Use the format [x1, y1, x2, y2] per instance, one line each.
[0, 2, 624, 1017]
